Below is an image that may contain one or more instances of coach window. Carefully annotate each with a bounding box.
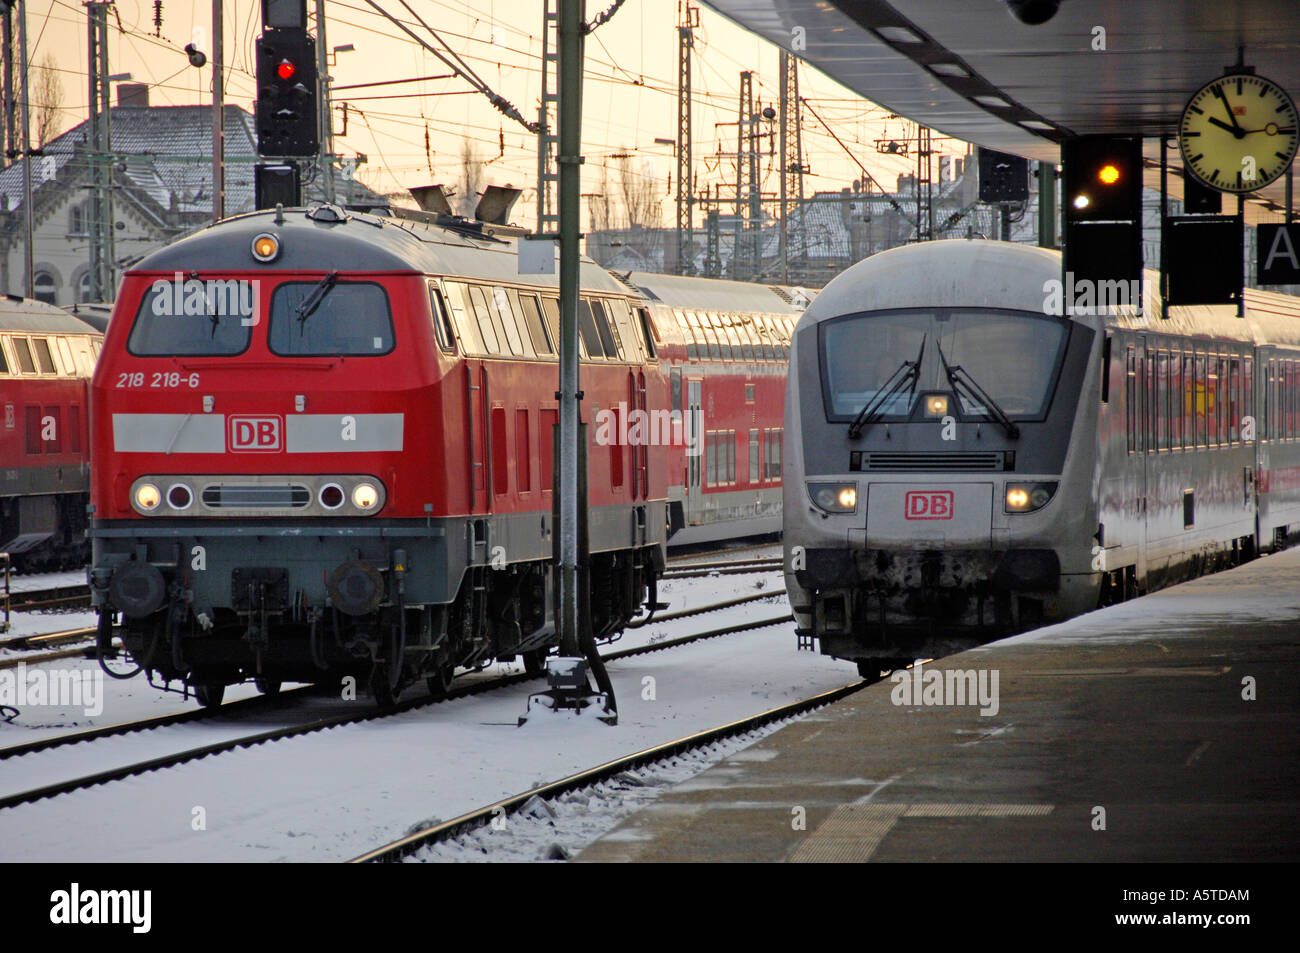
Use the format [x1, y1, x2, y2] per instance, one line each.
[706, 432, 718, 486]
[519, 293, 555, 355]
[738, 319, 756, 361]
[270, 281, 394, 356]
[56, 337, 75, 375]
[681, 312, 701, 360]
[466, 286, 502, 354]
[1179, 352, 1192, 448]
[702, 321, 722, 361]
[1193, 353, 1206, 447]
[576, 299, 606, 359]
[442, 283, 482, 353]
[540, 297, 561, 353]
[428, 284, 456, 352]
[29, 337, 55, 374]
[11, 337, 36, 373]
[712, 315, 734, 361]
[724, 322, 743, 361]
[591, 300, 621, 359]
[487, 287, 525, 356]
[636, 307, 658, 360]
[1228, 358, 1241, 442]
[0, 339, 8, 374]
[611, 300, 642, 362]
[749, 429, 760, 483]
[1155, 352, 1169, 451]
[671, 366, 682, 413]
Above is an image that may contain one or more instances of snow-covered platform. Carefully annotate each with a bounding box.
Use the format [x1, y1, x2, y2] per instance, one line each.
[578, 548, 1300, 862]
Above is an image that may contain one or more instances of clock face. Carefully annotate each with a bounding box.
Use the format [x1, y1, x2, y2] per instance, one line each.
[1179, 73, 1298, 194]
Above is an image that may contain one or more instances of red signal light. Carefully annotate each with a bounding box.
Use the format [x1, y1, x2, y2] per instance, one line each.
[277, 59, 296, 81]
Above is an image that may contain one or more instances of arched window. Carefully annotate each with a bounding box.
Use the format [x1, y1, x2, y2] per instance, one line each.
[33, 271, 57, 305]
[77, 270, 93, 303]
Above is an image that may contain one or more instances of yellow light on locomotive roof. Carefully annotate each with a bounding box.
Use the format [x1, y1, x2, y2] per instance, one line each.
[352, 482, 380, 510]
[135, 483, 161, 511]
[1098, 164, 1121, 185]
[251, 233, 281, 263]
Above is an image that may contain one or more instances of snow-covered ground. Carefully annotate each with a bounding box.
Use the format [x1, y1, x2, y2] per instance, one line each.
[1, 609, 98, 648]
[0, 564, 839, 862]
[4, 569, 87, 593]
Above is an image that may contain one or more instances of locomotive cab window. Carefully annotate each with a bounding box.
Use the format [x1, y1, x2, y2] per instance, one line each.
[269, 280, 394, 356]
[128, 280, 254, 355]
[0, 340, 8, 373]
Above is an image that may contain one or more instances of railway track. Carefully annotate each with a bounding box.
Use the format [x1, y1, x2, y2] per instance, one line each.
[0, 610, 795, 812]
[6, 584, 92, 612]
[659, 557, 784, 580]
[349, 678, 866, 863]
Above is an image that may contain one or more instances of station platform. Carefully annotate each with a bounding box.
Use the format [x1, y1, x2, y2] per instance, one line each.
[579, 549, 1300, 862]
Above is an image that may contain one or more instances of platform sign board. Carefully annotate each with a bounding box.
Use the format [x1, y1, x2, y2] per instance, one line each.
[1257, 224, 1300, 285]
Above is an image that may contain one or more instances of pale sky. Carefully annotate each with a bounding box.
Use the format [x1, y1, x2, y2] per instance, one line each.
[27, 0, 967, 229]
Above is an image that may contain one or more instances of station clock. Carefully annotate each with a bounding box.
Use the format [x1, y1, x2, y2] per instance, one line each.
[1178, 72, 1298, 194]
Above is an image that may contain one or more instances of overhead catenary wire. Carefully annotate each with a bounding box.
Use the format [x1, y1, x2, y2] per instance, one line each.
[358, 0, 538, 134]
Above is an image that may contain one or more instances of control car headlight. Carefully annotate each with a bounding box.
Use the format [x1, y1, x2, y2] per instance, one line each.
[135, 483, 161, 511]
[1005, 481, 1058, 514]
[352, 482, 380, 510]
[809, 482, 858, 513]
[923, 394, 950, 417]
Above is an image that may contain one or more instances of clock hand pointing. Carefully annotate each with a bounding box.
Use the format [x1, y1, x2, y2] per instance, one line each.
[1212, 85, 1247, 138]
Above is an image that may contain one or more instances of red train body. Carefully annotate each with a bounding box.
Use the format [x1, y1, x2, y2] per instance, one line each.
[0, 299, 101, 571]
[88, 205, 801, 704]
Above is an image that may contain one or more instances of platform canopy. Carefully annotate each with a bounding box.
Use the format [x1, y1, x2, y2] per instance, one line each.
[701, 0, 1300, 217]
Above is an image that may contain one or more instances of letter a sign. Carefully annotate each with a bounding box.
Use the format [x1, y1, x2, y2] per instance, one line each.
[1257, 224, 1300, 285]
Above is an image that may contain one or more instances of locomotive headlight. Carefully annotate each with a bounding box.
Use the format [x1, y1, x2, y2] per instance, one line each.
[1005, 481, 1058, 513]
[809, 482, 858, 513]
[251, 233, 281, 263]
[135, 483, 161, 511]
[923, 394, 950, 417]
[352, 482, 380, 510]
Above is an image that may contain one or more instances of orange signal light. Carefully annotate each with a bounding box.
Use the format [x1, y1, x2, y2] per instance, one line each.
[1098, 164, 1121, 185]
[277, 59, 296, 81]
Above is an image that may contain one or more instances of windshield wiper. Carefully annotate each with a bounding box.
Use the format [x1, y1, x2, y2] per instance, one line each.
[935, 340, 1020, 439]
[847, 335, 926, 440]
[294, 272, 339, 330]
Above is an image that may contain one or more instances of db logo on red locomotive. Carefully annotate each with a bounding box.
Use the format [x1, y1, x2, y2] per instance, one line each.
[905, 490, 954, 520]
[229, 416, 282, 452]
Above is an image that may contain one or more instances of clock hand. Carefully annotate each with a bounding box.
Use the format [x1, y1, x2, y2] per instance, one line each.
[1211, 85, 1247, 138]
[1206, 116, 1240, 135]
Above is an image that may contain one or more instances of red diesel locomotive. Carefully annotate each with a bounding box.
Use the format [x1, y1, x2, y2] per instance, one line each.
[1, 298, 102, 571]
[86, 202, 799, 706]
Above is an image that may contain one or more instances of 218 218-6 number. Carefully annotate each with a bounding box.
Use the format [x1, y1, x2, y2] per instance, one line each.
[116, 371, 201, 389]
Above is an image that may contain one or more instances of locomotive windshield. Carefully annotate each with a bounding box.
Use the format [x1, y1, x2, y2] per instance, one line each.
[820, 308, 1070, 421]
[269, 281, 394, 356]
[127, 278, 255, 355]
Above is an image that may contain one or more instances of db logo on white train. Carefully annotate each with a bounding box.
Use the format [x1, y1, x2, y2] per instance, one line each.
[229, 416, 282, 452]
[905, 490, 954, 520]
